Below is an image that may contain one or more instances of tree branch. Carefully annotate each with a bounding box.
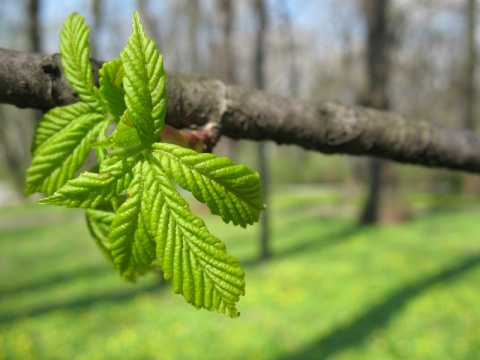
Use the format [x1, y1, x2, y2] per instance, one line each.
[1, 47, 480, 173]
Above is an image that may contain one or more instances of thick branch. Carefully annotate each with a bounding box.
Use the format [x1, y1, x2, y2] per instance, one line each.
[1, 47, 480, 173]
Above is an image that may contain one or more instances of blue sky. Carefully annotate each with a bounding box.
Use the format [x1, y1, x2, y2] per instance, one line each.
[0, 0, 365, 56]
[0, 0, 468, 78]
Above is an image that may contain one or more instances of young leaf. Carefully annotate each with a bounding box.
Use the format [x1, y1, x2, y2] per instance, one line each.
[109, 111, 143, 158]
[38, 155, 139, 208]
[99, 58, 126, 119]
[60, 13, 98, 106]
[28, 11, 262, 318]
[93, 120, 112, 166]
[120, 11, 166, 147]
[107, 161, 156, 279]
[152, 143, 265, 227]
[32, 102, 91, 152]
[106, 158, 245, 316]
[26, 112, 106, 196]
[149, 159, 245, 317]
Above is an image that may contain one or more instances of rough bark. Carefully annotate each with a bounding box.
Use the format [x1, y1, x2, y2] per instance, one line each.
[1, 48, 480, 174]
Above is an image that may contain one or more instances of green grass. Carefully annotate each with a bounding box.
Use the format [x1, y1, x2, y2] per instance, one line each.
[2, 189, 480, 359]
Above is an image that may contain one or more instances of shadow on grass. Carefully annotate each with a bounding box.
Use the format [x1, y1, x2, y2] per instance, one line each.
[0, 265, 111, 296]
[1, 217, 356, 324]
[1, 255, 168, 324]
[242, 221, 360, 268]
[279, 252, 480, 360]
[0, 281, 166, 324]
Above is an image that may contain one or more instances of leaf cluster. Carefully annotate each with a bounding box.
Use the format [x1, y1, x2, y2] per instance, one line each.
[25, 12, 264, 317]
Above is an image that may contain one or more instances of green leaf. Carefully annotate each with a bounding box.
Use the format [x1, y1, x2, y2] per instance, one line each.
[93, 120, 112, 166]
[28, 11, 259, 318]
[109, 111, 143, 158]
[148, 159, 245, 317]
[152, 143, 265, 227]
[60, 13, 98, 106]
[99, 58, 126, 119]
[107, 161, 157, 279]
[120, 11, 167, 147]
[105, 158, 245, 316]
[32, 102, 91, 152]
[26, 112, 106, 196]
[86, 209, 116, 266]
[38, 155, 138, 208]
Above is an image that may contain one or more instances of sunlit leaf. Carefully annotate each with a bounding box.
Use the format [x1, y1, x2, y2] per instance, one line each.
[152, 143, 264, 227]
[60, 13, 98, 106]
[120, 12, 166, 147]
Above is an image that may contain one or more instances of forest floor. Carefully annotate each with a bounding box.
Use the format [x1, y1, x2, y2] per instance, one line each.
[1, 187, 480, 359]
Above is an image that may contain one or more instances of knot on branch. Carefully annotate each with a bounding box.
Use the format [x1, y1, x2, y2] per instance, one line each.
[320, 102, 362, 147]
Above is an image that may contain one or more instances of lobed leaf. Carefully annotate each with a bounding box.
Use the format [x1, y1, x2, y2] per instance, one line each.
[149, 159, 245, 317]
[30, 11, 257, 318]
[109, 111, 143, 158]
[152, 143, 265, 227]
[120, 11, 166, 147]
[26, 112, 106, 196]
[93, 120, 112, 166]
[32, 102, 91, 152]
[107, 161, 156, 279]
[38, 155, 139, 208]
[99, 58, 126, 120]
[60, 13, 98, 106]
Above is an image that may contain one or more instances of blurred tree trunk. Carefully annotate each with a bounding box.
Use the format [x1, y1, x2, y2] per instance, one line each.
[339, 12, 361, 201]
[28, 0, 41, 52]
[214, 0, 239, 161]
[359, 0, 395, 224]
[252, 0, 270, 259]
[0, 0, 40, 195]
[217, 0, 235, 84]
[91, 0, 103, 58]
[187, 0, 200, 74]
[136, 0, 162, 45]
[278, 0, 299, 98]
[462, 0, 479, 193]
[277, 1, 307, 166]
[464, 0, 476, 132]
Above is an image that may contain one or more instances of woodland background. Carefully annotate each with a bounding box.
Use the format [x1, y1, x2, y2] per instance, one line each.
[1, 0, 480, 359]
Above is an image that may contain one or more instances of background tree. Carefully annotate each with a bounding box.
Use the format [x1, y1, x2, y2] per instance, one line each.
[358, 0, 394, 224]
[0, 0, 41, 195]
[214, 0, 239, 161]
[464, 0, 477, 133]
[136, 0, 162, 47]
[252, 0, 270, 259]
[3, 1, 480, 357]
[462, 0, 479, 193]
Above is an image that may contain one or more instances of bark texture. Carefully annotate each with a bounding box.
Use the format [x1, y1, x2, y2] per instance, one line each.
[1, 47, 480, 174]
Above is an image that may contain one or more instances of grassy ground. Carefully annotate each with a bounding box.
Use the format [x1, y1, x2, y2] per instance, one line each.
[1, 187, 480, 359]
